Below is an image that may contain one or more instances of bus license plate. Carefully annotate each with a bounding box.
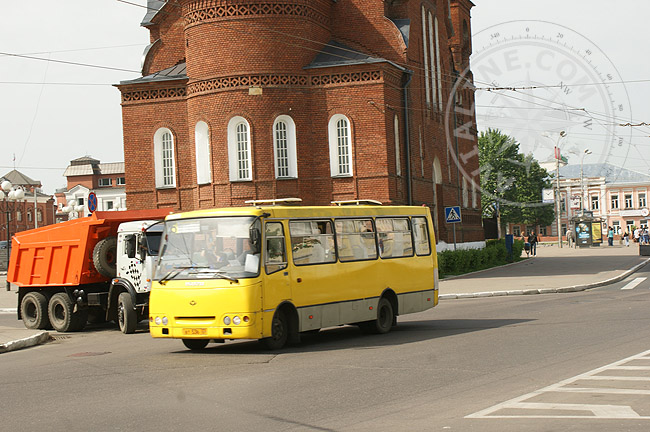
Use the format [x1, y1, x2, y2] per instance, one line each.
[182, 328, 207, 336]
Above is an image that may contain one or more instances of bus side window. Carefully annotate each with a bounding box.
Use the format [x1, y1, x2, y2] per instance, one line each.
[289, 220, 336, 265]
[335, 218, 377, 261]
[412, 217, 431, 255]
[265, 222, 287, 274]
[377, 217, 414, 258]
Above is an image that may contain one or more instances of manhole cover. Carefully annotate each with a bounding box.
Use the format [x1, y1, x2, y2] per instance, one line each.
[67, 352, 111, 357]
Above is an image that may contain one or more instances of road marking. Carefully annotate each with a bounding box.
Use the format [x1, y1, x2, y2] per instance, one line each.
[621, 277, 647, 290]
[467, 349, 650, 419]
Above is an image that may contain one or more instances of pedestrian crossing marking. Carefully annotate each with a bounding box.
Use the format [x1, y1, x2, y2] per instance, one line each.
[467, 349, 650, 419]
[622, 277, 647, 290]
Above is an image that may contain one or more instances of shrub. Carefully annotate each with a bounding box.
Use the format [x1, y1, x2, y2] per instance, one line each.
[437, 239, 524, 278]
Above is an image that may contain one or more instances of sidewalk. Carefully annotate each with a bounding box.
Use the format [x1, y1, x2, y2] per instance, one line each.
[439, 243, 650, 299]
[0, 243, 648, 353]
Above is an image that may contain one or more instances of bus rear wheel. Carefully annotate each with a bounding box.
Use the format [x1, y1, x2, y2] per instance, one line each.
[182, 339, 209, 350]
[261, 311, 288, 350]
[360, 298, 394, 334]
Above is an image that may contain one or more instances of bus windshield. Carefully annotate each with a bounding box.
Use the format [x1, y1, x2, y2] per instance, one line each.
[155, 216, 261, 282]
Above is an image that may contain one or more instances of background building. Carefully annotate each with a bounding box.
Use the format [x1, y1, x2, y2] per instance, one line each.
[116, 0, 483, 247]
[55, 156, 127, 220]
[509, 163, 650, 241]
[0, 170, 56, 242]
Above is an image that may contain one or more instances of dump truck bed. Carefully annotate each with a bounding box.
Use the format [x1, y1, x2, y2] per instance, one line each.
[8, 209, 172, 288]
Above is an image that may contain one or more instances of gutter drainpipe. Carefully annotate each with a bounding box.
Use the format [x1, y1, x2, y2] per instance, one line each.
[402, 70, 414, 206]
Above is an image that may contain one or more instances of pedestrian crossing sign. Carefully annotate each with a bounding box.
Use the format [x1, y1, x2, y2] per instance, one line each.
[445, 206, 462, 223]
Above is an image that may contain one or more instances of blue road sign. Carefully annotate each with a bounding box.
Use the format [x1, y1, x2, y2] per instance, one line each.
[445, 206, 462, 224]
[87, 192, 98, 213]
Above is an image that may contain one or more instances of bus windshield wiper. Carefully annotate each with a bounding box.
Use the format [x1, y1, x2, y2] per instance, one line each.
[192, 268, 239, 283]
[158, 265, 208, 285]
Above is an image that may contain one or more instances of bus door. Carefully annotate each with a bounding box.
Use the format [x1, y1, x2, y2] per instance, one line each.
[262, 221, 291, 312]
[287, 220, 340, 330]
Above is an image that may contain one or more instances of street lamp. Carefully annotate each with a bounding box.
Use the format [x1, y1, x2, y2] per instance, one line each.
[543, 131, 567, 248]
[1, 180, 25, 290]
[580, 148, 592, 211]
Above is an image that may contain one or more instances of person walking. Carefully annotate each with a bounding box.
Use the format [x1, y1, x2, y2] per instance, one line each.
[623, 230, 630, 247]
[566, 229, 574, 248]
[608, 226, 614, 246]
[527, 231, 538, 257]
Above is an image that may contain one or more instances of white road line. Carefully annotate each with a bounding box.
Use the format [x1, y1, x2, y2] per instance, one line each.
[584, 376, 650, 381]
[622, 277, 647, 290]
[467, 349, 650, 419]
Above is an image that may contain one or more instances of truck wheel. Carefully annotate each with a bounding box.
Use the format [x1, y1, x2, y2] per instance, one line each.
[20, 292, 51, 330]
[359, 298, 394, 334]
[93, 237, 117, 278]
[117, 292, 137, 334]
[48, 293, 86, 332]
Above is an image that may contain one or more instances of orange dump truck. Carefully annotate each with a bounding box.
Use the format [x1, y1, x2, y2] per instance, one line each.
[8, 209, 172, 333]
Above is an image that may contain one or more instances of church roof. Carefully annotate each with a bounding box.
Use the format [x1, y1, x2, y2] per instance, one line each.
[305, 40, 406, 71]
[141, 0, 166, 27]
[119, 62, 187, 85]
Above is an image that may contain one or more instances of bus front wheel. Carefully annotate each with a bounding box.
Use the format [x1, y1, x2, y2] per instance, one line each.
[182, 339, 209, 350]
[360, 298, 394, 334]
[261, 311, 288, 350]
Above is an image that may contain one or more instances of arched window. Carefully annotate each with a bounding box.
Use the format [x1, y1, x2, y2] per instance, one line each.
[273, 115, 298, 179]
[434, 16, 443, 111]
[421, 6, 431, 106]
[394, 114, 401, 176]
[195, 121, 212, 185]
[154, 128, 176, 188]
[328, 114, 353, 177]
[428, 11, 436, 108]
[227, 117, 252, 181]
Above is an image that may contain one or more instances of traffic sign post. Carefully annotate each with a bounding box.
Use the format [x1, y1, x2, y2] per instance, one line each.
[445, 206, 462, 250]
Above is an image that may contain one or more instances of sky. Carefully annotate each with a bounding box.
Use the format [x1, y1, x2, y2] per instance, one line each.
[1, 0, 649, 194]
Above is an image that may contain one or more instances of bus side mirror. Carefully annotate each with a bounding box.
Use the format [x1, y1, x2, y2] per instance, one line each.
[125, 234, 136, 259]
[249, 227, 261, 253]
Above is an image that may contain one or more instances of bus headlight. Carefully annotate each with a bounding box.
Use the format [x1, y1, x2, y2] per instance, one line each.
[162, 317, 168, 325]
[155, 317, 161, 325]
[224, 316, 231, 325]
[233, 316, 241, 325]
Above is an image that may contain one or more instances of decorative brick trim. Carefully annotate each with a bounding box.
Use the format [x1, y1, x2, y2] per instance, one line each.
[184, 1, 330, 27]
[310, 71, 382, 87]
[188, 74, 309, 96]
[123, 71, 384, 102]
[121, 87, 187, 103]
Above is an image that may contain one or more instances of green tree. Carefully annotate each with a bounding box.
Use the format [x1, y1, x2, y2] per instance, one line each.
[478, 129, 554, 234]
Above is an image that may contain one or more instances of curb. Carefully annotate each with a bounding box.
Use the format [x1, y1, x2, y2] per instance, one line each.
[439, 258, 650, 300]
[0, 331, 50, 354]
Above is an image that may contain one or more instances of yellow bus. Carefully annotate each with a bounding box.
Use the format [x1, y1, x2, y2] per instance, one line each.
[149, 200, 438, 350]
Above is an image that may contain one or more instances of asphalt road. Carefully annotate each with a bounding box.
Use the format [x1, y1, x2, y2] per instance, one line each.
[2, 276, 650, 432]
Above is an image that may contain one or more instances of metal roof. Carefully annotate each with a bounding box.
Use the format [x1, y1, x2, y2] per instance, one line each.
[305, 40, 406, 71]
[390, 19, 411, 47]
[63, 162, 124, 177]
[559, 163, 650, 185]
[1, 169, 41, 186]
[141, 0, 166, 27]
[119, 62, 187, 85]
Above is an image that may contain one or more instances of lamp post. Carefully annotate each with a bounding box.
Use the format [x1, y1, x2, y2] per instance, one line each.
[543, 131, 567, 247]
[580, 148, 592, 211]
[1, 180, 25, 290]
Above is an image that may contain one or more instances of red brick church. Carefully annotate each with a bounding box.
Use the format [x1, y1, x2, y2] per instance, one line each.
[116, 0, 482, 245]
